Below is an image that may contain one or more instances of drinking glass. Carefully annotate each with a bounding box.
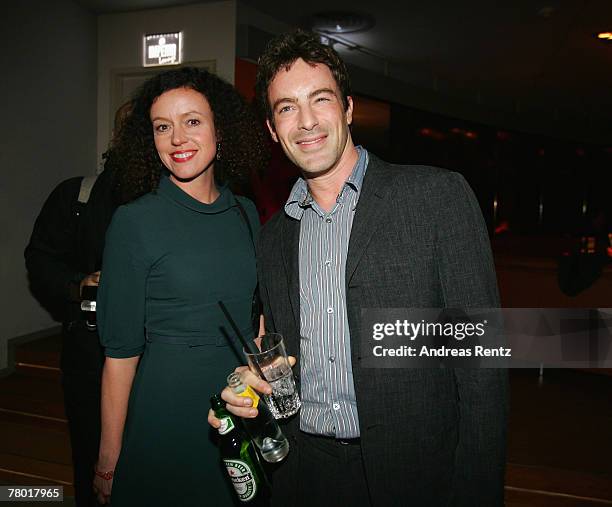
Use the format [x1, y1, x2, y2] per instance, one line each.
[244, 333, 301, 419]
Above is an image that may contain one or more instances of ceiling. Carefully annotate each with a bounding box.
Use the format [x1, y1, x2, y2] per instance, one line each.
[242, 0, 612, 120]
[76, 0, 612, 141]
[76, 0, 202, 12]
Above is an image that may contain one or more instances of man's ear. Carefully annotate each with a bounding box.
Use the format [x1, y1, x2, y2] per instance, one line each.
[345, 96, 354, 126]
[266, 119, 279, 143]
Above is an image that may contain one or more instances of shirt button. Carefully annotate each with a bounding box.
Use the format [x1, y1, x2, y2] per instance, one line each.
[327, 307, 333, 314]
[325, 217, 332, 223]
[329, 356, 335, 363]
[332, 402, 340, 410]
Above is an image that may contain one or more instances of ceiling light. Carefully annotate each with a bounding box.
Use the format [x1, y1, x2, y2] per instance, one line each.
[306, 11, 375, 34]
[597, 32, 612, 39]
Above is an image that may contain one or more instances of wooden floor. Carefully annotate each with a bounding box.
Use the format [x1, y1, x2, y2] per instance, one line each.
[0, 335, 74, 506]
[0, 336, 611, 506]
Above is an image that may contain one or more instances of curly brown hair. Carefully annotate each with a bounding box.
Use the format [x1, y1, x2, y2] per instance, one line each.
[255, 29, 352, 123]
[111, 67, 269, 203]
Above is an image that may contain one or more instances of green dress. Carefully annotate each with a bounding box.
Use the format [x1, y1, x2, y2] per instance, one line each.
[98, 176, 259, 506]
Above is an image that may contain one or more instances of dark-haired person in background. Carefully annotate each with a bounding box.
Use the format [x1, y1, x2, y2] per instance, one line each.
[93, 67, 268, 506]
[213, 30, 508, 506]
[24, 102, 131, 507]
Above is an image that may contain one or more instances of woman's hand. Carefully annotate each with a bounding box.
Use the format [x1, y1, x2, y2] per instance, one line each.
[92, 462, 114, 505]
[94, 357, 139, 504]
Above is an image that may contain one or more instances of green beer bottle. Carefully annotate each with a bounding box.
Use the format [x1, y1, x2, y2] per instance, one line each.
[210, 394, 268, 504]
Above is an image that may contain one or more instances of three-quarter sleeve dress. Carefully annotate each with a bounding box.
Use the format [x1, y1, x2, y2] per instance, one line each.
[98, 175, 259, 506]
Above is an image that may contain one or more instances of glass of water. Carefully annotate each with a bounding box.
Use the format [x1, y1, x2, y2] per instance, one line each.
[244, 333, 301, 419]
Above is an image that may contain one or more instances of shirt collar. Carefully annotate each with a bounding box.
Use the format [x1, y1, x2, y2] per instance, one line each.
[285, 146, 369, 220]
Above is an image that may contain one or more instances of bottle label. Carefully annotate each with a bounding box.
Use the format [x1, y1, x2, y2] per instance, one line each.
[218, 416, 235, 435]
[223, 459, 257, 502]
[237, 385, 260, 408]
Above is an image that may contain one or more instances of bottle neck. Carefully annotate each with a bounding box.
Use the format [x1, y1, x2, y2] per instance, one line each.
[227, 372, 246, 393]
[231, 382, 247, 395]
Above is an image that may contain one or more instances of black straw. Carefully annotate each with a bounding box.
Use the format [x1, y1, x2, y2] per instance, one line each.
[218, 301, 265, 379]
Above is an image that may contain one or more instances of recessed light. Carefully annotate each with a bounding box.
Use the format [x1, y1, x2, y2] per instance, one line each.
[306, 11, 375, 34]
[597, 32, 612, 39]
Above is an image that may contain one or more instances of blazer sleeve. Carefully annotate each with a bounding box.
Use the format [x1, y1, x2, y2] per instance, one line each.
[434, 172, 509, 506]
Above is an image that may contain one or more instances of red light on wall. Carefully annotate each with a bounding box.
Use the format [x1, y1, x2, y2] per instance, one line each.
[576, 148, 585, 157]
[450, 127, 477, 139]
[494, 221, 509, 234]
[537, 148, 545, 157]
[418, 127, 446, 140]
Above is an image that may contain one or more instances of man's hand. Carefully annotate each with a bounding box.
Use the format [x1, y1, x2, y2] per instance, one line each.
[80, 270, 101, 297]
[207, 356, 296, 428]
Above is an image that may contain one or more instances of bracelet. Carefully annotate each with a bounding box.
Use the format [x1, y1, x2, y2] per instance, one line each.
[94, 469, 114, 481]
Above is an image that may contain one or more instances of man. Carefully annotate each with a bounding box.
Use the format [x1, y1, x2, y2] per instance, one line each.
[212, 30, 508, 506]
[24, 103, 130, 506]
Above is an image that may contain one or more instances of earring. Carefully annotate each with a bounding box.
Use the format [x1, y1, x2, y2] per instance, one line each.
[216, 142, 222, 161]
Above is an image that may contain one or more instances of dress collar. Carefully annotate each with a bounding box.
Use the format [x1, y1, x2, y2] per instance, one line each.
[158, 175, 235, 214]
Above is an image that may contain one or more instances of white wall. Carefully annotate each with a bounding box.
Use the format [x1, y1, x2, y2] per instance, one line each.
[97, 0, 237, 162]
[0, 1, 98, 370]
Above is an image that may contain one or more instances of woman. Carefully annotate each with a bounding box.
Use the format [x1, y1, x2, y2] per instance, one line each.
[93, 67, 268, 506]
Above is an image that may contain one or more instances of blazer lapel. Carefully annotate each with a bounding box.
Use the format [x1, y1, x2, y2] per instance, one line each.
[346, 155, 395, 284]
[281, 214, 301, 337]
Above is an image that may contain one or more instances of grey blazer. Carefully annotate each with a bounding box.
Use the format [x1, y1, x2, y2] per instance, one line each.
[258, 154, 508, 507]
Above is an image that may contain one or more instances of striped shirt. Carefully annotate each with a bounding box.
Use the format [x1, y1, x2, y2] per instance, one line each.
[284, 147, 368, 438]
